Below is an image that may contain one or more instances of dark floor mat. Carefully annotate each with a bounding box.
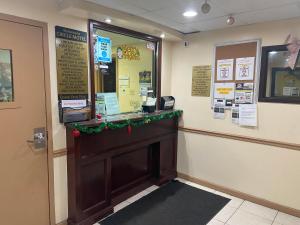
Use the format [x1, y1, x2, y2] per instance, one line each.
[100, 180, 230, 225]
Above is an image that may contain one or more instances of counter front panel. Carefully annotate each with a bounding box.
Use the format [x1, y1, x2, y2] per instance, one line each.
[66, 110, 182, 225]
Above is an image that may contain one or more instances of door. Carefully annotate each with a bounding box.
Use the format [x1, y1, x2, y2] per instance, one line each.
[0, 16, 50, 225]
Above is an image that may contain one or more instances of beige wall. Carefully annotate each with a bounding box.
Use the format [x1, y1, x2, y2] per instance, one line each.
[171, 18, 300, 210]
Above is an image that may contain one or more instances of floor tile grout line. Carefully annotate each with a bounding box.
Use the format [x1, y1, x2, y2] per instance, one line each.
[237, 205, 278, 222]
[271, 211, 279, 225]
[223, 200, 245, 225]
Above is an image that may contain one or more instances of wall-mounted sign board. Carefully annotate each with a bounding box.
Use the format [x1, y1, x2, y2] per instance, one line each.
[212, 40, 261, 108]
[191, 65, 211, 97]
[55, 26, 88, 100]
[212, 40, 261, 127]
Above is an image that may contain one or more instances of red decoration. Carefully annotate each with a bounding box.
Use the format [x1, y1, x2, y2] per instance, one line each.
[96, 114, 102, 120]
[127, 125, 132, 135]
[72, 129, 81, 138]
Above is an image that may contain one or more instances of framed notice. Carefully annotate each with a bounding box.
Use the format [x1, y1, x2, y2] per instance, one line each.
[217, 59, 234, 81]
[191, 65, 211, 97]
[55, 26, 88, 100]
[235, 57, 255, 81]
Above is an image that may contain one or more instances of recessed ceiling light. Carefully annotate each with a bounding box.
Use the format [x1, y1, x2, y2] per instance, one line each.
[105, 18, 112, 23]
[183, 10, 198, 17]
[160, 33, 165, 38]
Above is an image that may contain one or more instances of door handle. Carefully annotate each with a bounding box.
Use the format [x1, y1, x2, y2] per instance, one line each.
[27, 127, 47, 150]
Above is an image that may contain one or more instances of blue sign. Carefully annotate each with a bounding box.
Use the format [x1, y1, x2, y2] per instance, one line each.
[96, 36, 112, 63]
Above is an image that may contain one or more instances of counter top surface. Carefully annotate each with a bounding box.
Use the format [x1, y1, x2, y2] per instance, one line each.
[67, 109, 182, 128]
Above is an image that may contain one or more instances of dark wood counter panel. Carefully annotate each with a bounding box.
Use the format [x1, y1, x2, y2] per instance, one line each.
[66, 111, 181, 225]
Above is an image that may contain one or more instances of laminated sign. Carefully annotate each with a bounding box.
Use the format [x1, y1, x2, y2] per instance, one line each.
[96, 36, 112, 63]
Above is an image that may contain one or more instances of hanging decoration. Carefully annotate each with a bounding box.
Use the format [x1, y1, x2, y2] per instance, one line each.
[71, 110, 183, 135]
[127, 125, 132, 135]
[285, 34, 300, 70]
[71, 129, 81, 138]
[96, 113, 102, 120]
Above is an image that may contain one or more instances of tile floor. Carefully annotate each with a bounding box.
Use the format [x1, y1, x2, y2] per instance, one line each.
[96, 178, 300, 225]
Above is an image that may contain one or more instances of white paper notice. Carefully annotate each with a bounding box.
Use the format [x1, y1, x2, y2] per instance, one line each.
[217, 59, 234, 81]
[235, 57, 255, 81]
[214, 83, 235, 100]
[213, 99, 225, 119]
[61, 99, 86, 108]
[119, 76, 129, 87]
[231, 104, 239, 124]
[239, 104, 257, 127]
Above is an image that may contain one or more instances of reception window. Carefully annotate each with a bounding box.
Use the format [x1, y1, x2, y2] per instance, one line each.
[89, 20, 161, 116]
[259, 45, 300, 104]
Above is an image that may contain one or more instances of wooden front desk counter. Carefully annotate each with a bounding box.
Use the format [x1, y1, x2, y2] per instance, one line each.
[66, 110, 181, 225]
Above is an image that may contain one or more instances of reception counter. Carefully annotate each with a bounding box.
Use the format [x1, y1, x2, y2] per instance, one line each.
[66, 110, 182, 225]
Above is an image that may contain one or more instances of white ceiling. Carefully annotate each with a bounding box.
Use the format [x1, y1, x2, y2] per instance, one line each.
[85, 0, 300, 33]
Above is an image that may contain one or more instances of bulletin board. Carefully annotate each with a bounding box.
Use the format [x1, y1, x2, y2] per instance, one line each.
[211, 40, 261, 108]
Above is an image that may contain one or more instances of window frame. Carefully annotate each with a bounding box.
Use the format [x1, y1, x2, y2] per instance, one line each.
[259, 44, 300, 104]
[88, 20, 162, 117]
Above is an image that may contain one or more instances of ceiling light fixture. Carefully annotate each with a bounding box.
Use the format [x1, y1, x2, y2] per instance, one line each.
[226, 15, 235, 25]
[105, 18, 112, 23]
[160, 33, 166, 39]
[201, 0, 211, 14]
[183, 10, 198, 17]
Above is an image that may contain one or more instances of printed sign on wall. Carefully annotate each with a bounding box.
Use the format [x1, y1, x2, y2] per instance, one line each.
[55, 26, 88, 100]
[235, 57, 255, 81]
[217, 59, 234, 81]
[191, 65, 212, 97]
[214, 83, 235, 100]
[96, 36, 112, 63]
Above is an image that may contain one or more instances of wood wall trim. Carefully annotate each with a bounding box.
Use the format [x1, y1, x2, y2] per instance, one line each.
[53, 148, 67, 158]
[179, 127, 300, 151]
[177, 172, 300, 218]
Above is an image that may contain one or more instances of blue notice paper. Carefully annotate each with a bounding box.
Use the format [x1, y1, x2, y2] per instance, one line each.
[96, 92, 120, 115]
[96, 36, 112, 63]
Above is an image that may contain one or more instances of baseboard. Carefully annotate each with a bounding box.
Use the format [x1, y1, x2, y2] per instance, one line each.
[177, 172, 300, 218]
[56, 220, 67, 225]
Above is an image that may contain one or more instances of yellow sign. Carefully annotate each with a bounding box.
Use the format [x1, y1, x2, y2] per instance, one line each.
[191, 65, 212, 97]
[216, 88, 233, 94]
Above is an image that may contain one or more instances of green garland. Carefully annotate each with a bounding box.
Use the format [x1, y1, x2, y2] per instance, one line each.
[72, 110, 183, 134]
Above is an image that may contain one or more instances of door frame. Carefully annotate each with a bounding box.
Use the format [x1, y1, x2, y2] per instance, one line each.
[0, 13, 55, 225]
